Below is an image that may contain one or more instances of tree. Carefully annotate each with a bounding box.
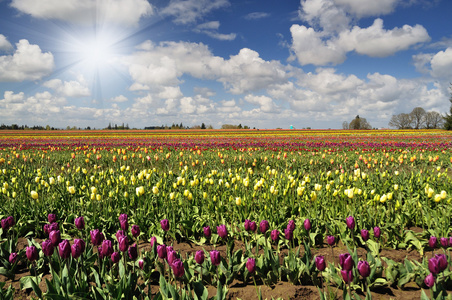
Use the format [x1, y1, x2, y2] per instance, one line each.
[388, 113, 412, 129]
[342, 121, 349, 130]
[349, 115, 372, 130]
[444, 85, 452, 130]
[424, 111, 443, 129]
[410, 107, 426, 129]
[201, 123, 206, 129]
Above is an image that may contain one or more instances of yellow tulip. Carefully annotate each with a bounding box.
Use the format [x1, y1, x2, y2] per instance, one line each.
[31, 190, 38, 199]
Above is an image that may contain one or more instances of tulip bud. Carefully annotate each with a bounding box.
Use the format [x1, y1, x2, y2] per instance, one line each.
[167, 250, 178, 265]
[160, 219, 169, 232]
[339, 253, 354, 271]
[128, 243, 138, 260]
[90, 229, 104, 246]
[429, 236, 437, 249]
[48, 214, 57, 224]
[157, 245, 167, 259]
[210, 250, 220, 266]
[131, 225, 140, 238]
[428, 256, 440, 274]
[244, 219, 251, 231]
[59, 240, 71, 259]
[111, 252, 120, 264]
[49, 230, 62, 247]
[246, 258, 256, 273]
[1, 219, 9, 231]
[74, 216, 85, 230]
[259, 220, 269, 234]
[26, 246, 38, 262]
[101, 240, 113, 257]
[435, 254, 448, 272]
[326, 235, 335, 246]
[357, 260, 370, 277]
[424, 273, 435, 288]
[271, 229, 280, 242]
[315, 256, 326, 271]
[287, 220, 295, 232]
[195, 250, 205, 264]
[341, 269, 353, 283]
[150, 236, 157, 248]
[346, 216, 355, 230]
[138, 259, 144, 269]
[118, 236, 129, 252]
[361, 229, 369, 241]
[203, 226, 211, 238]
[304, 219, 311, 231]
[9, 252, 18, 264]
[119, 214, 128, 231]
[440, 237, 449, 248]
[284, 228, 293, 240]
[171, 259, 184, 277]
[373, 227, 381, 239]
[71, 239, 84, 259]
[217, 224, 228, 239]
[249, 221, 257, 232]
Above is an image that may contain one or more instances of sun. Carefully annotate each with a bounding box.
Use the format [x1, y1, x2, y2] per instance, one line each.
[76, 34, 117, 69]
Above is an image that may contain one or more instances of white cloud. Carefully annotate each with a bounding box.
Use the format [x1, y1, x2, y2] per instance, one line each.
[1, 91, 24, 103]
[0, 39, 54, 82]
[43, 78, 90, 97]
[430, 47, 452, 78]
[333, 0, 399, 17]
[158, 86, 183, 99]
[194, 21, 236, 41]
[244, 94, 279, 113]
[10, 0, 153, 26]
[0, 35, 13, 51]
[244, 12, 270, 20]
[299, 0, 350, 33]
[160, 0, 230, 24]
[110, 95, 128, 103]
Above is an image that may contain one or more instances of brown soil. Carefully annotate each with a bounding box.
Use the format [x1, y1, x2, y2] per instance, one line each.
[1, 236, 441, 300]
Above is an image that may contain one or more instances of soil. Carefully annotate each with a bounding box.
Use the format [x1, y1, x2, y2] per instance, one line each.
[1, 234, 446, 300]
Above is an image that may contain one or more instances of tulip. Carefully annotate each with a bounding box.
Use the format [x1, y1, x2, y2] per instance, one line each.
[118, 236, 129, 252]
[119, 215, 128, 231]
[26, 246, 38, 262]
[249, 221, 257, 232]
[1, 219, 9, 231]
[101, 240, 113, 257]
[210, 250, 220, 266]
[341, 269, 353, 283]
[339, 253, 354, 271]
[157, 245, 167, 259]
[171, 259, 185, 278]
[59, 240, 71, 259]
[284, 228, 293, 240]
[326, 235, 335, 246]
[259, 220, 269, 234]
[48, 214, 57, 224]
[315, 256, 326, 271]
[30, 190, 38, 200]
[440, 237, 449, 248]
[435, 254, 448, 272]
[6, 216, 15, 229]
[98, 246, 104, 259]
[131, 225, 140, 238]
[244, 219, 251, 231]
[195, 250, 205, 264]
[150, 236, 157, 248]
[246, 258, 256, 273]
[42, 239, 54, 257]
[287, 220, 295, 232]
[424, 273, 435, 288]
[49, 230, 61, 247]
[128, 243, 138, 260]
[71, 239, 84, 259]
[428, 256, 440, 274]
[90, 229, 104, 246]
[160, 219, 170, 231]
[373, 227, 381, 239]
[217, 224, 228, 239]
[111, 252, 120, 264]
[271, 229, 280, 242]
[203, 226, 211, 238]
[357, 260, 370, 277]
[304, 219, 311, 231]
[167, 250, 178, 265]
[361, 229, 369, 241]
[116, 230, 126, 241]
[139, 259, 144, 269]
[9, 252, 18, 264]
[74, 216, 85, 230]
[346, 216, 355, 230]
[429, 236, 437, 249]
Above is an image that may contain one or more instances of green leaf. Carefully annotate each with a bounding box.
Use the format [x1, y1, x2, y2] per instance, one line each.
[421, 289, 430, 300]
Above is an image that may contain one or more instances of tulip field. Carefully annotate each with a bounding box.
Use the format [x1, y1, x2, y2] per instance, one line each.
[1, 129, 452, 299]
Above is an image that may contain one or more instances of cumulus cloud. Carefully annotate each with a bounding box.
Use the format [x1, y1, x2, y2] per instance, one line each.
[0, 39, 54, 82]
[244, 94, 279, 113]
[110, 95, 128, 103]
[10, 0, 153, 26]
[194, 21, 236, 41]
[160, 0, 230, 24]
[43, 78, 90, 97]
[0, 35, 13, 51]
[430, 47, 452, 78]
[334, 0, 399, 17]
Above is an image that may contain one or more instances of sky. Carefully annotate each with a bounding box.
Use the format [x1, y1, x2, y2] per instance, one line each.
[0, 0, 451, 129]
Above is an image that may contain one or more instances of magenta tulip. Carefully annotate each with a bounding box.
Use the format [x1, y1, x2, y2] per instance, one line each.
[246, 258, 256, 273]
[160, 219, 169, 231]
[195, 250, 205, 264]
[210, 250, 220, 266]
[315, 256, 326, 271]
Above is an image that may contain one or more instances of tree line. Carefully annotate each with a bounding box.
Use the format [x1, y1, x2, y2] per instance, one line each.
[389, 107, 443, 129]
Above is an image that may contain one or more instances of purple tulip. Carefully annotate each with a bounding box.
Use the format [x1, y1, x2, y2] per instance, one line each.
[101, 240, 113, 257]
[244, 219, 251, 231]
[50, 230, 62, 247]
[424, 273, 435, 288]
[71, 239, 84, 259]
[171, 259, 185, 278]
[284, 228, 293, 240]
[74, 216, 85, 230]
[271, 229, 280, 242]
[315, 256, 326, 271]
[49, 222, 59, 232]
[339, 253, 354, 271]
[440, 237, 449, 248]
[1, 219, 9, 231]
[210, 250, 220, 266]
[157, 245, 167, 259]
[139, 259, 144, 269]
[26, 246, 38, 262]
[246, 258, 256, 273]
[116, 230, 126, 241]
[428, 257, 440, 274]
[119, 214, 128, 231]
[249, 221, 257, 232]
[327, 235, 335, 246]
[429, 236, 437, 249]
[111, 251, 120, 264]
[90, 229, 104, 246]
[98, 246, 104, 259]
[166, 246, 174, 253]
[150, 236, 157, 248]
[361, 229, 369, 241]
[435, 254, 448, 272]
[357, 260, 370, 277]
[42, 240, 54, 256]
[9, 252, 18, 264]
[167, 250, 178, 265]
[58, 240, 71, 259]
[118, 236, 129, 252]
[195, 250, 205, 264]
[304, 219, 311, 231]
[346, 216, 355, 230]
[131, 225, 140, 238]
[373, 226, 381, 238]
[48, 214, 57, 224]
[203, 226, 211, 238]
[259, 220, 269, 234]
[287, 220, 295, 232]
[217, 224, 228, 239]
[6, 216, 14, 228]
[449, 237, 452, 247]
[128, 243, 138, 260]
[160, 219, 169, 232]
[341, 269, 353, 283]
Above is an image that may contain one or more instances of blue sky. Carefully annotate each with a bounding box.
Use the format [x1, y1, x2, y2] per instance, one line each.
[0, 0, 451, 129]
